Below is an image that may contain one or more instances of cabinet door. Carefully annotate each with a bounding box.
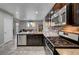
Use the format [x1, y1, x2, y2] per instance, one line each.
[66, 3, 74, 25]
[27, 34, 43, 46]
[66, 3, 79, 25]
[73, 4, 79, 26]
[17, 34, 26, 45]
[4, 13, 13, 43]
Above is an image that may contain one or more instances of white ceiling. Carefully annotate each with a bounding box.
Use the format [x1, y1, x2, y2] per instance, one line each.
[0, 3, 54, 20]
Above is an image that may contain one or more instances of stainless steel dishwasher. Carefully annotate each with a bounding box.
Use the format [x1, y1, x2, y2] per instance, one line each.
[17, 34, 27, 46]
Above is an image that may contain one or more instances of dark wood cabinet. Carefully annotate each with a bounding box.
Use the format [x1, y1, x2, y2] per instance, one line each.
[53, 3, 66, 11]
[27, 34, 44, 46]
[72, 4, 79, 26]
[66, 3, 79, 26]
[17, 34, 44, 46]
[66, 4, 74, 25]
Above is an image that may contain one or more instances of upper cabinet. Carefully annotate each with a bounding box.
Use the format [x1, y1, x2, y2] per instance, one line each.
[66, 3, 79, 26]
[53, 3, 66, 12]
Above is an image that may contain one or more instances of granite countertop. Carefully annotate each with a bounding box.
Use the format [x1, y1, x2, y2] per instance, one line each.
[17, 32, 43, 35]
[47, 36, 79, 48]
[56, 48, 79, 55]
[46, 36, 79, 55]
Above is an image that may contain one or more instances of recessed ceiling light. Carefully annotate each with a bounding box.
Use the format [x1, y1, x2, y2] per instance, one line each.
[35, 11, 38, 14]
[16, 11, 19, 14]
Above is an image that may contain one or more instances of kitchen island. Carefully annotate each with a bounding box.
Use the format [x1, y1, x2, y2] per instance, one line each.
[17, 32, 43, 46]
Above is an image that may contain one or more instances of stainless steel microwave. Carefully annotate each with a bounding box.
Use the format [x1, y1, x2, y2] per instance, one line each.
[59, 5, 66, 25]
[51, 5, 66, 26]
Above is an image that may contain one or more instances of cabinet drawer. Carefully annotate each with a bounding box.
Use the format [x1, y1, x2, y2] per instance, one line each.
[27, 34, 43, 46]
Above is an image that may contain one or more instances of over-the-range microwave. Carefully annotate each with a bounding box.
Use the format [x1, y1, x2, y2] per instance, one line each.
[51, 5, 66, 26]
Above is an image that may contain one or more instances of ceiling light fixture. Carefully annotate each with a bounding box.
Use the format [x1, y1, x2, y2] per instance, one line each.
[35, 11, 38, 14]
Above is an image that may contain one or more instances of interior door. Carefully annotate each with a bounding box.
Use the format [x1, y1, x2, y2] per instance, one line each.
[4, 14, 13, 43]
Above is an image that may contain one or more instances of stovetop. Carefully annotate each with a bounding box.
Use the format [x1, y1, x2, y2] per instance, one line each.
[47, 36, 79, 48]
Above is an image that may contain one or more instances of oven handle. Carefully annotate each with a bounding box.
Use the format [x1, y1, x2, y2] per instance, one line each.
[45, 42, 53, 55]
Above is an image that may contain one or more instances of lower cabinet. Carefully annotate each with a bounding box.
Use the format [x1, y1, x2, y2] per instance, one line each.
[27, 34, 43, 46]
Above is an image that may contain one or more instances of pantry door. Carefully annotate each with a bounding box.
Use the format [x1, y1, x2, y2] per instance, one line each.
[4, 14, 13, 43]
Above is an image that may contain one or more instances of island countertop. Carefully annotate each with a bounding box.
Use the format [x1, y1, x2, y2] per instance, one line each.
[17, 32, 43, 35]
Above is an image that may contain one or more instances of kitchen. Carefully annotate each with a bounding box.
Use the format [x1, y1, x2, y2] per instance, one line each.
[0, 3, 79, 55]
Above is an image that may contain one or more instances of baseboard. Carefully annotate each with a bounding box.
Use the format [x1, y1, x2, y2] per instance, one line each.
[0, 40, 13, 47]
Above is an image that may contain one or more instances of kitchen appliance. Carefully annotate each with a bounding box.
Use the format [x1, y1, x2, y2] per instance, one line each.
[51, 5, 66, 26]
[44, 37, 59, 55]
[51, 11, 60, 26]
[44, 38, 54, 55]
[58, 5, 66, 25]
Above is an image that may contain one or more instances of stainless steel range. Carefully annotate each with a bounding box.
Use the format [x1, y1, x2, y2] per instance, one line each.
[44, 35, 79, 55]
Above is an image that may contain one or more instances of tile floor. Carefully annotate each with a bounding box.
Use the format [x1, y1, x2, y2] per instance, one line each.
[0, 40, 16, 55]
[10, 46, 46, 55]
[0, 35, 46, 55]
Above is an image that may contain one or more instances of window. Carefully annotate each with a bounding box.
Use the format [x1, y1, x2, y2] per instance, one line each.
[26, 22, 36, 28]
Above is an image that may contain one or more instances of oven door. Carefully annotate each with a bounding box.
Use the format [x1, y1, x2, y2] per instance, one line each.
[44, 38, 54, 55]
